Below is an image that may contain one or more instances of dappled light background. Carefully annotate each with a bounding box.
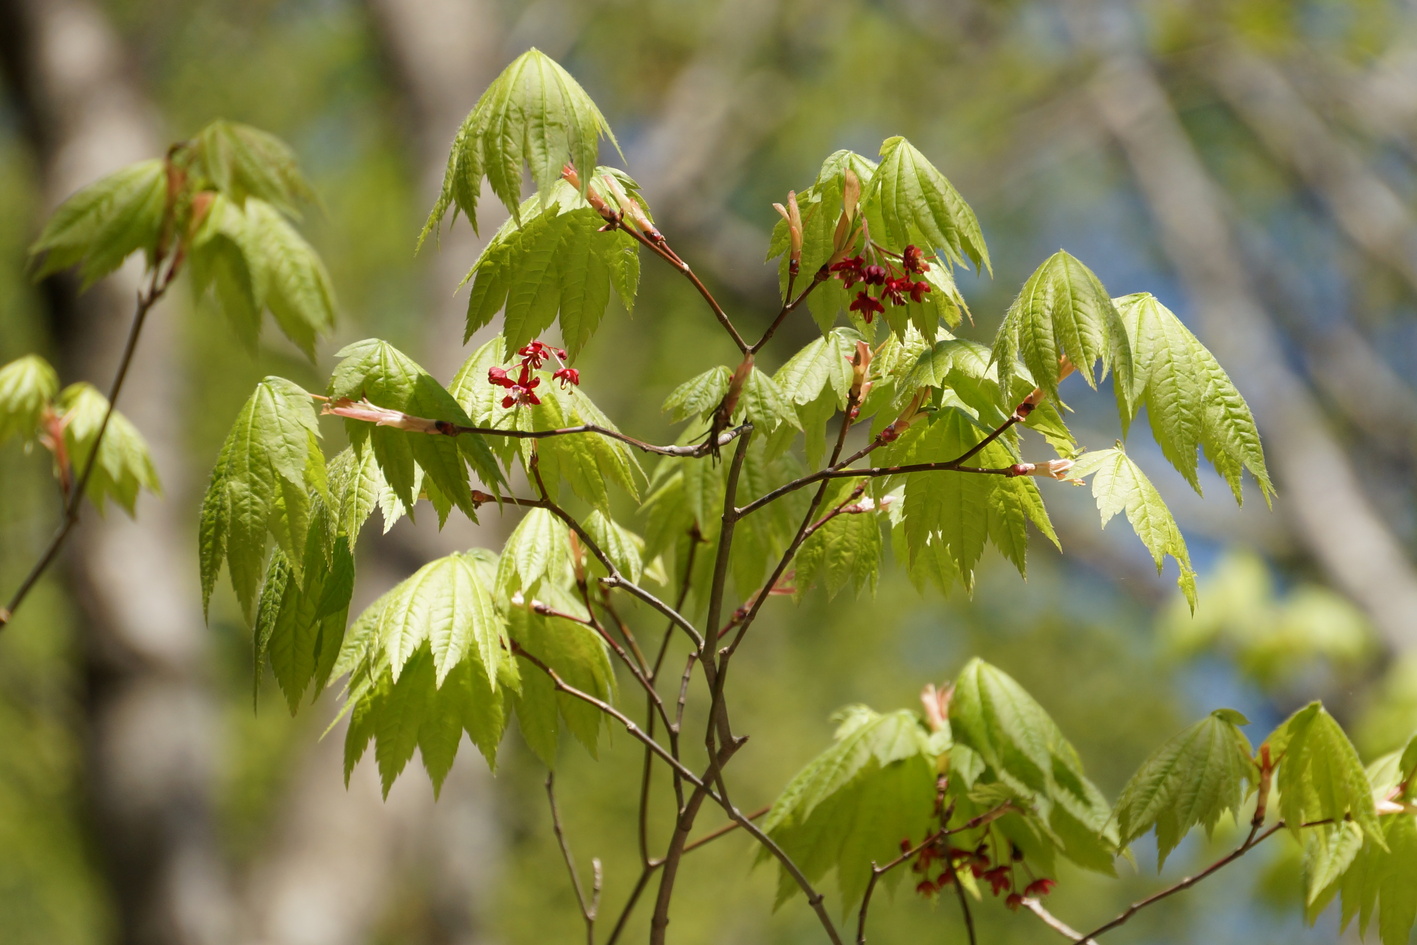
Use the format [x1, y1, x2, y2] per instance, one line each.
[2, 1, 1416, 943]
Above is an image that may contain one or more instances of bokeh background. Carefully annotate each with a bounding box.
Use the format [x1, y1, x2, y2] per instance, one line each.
[2, 1, 1417, 943]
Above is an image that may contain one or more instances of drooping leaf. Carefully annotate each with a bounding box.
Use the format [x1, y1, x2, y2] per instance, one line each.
[1072, 447, 1196, 609]
[1114, 293, 1272, 505]
[868, 136, 990, 274]
[421, 48, 621, 241]
[1265, 702, 1381, 843]
[762, 707, 938, 911]
[341, 644, 511, 797]
[56, 382, 161, 517]
[794, 483, 884, 601]
[254, 536, 354, 713]
[495, 507, 572, 600]
[991, 251, 1132, 403]
[188, 119, 314, 216]
[0, 355, 59, 446]
[188, 194, 336, 358]
[509, 592, 616, 764]
[662, 366, 731, 423]
[1113, 708, 1255, 868]
[773, 330, 858, 409]
[461, 179, 640, 359]
[199, 376, 323, 620]
[329, 340, 502, 518]
[29, 159, 167, 288]
[949, 659, 1116, 873]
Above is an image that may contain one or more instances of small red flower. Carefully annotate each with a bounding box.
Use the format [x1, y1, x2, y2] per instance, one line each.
[909, 280, 931, 303]
[488, 366, 516, 388]
[982, 866, 1012, 896]
[902, 244, 931, 274]
[849, 291, 885, 323]
[915, 879, 936, 897]
[1024, 878, 1056, 898]
[1005, 893, 1024, 911]
[830, 255, 866, 287]
[553, 367, 580, 388]
[862, 264, 887, 285]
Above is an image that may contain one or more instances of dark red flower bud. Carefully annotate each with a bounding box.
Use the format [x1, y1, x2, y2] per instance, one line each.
[1005, 893, 1024, 911]
[909, 280, 931, 303]
[862, 264, 887, 285]
[982, 866, 1012, 895]
[849, 291, 885, 323]
[488, 366, 516, 388]
[915, 879, 936, 897]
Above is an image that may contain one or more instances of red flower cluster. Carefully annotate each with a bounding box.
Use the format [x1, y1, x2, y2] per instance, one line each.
[488, 341, 580, 409]
[903, 835, 1055, 906]
[829, 243, 933, 324]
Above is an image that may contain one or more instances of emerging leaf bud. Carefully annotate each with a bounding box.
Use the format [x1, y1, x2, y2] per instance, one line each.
[879, 388, 929, 443]
[849, 341, 873, 403]
[773, 190, 803, 275]
[322, 397, 444, 434]
[920, 683, 951, 733]
[1009, 459, 1078, 481]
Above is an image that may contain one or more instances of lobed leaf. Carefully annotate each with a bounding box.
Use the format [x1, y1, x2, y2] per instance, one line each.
[421, 48, 620, 241]
[29, 159, 167, 288]
[1113, 708, 1255, 868]
[56, 382, 161, 517]
[1072, 447, 1196, 609]
[991, 251, 1132, 403]
[1115, 293, 1272, 505]
[869, 136, 990, 274]
[1266, 702, 1381, 843]
[0, 355, 59, 446]
[199, 376, 323, 620]
[188, 120, 315, 216]
[329, 340, 502, 518]
[763, 707, 938, 911]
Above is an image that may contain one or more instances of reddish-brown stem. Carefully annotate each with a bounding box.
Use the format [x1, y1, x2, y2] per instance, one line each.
[1068, 822, 1282, 944]
[750, 266, 831, 354]
[2, 254, 180, 630]
[616, 224, 749, 353]
[436, 419, 747, 458]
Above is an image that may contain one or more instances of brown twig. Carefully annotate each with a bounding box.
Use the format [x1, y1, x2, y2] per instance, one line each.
[1067, 822, 1282, 944]
[750, 266, 831, 354]
[615, 225, 749, 353]
[547, 773, 599, 945]
[2, 256, 180, 630]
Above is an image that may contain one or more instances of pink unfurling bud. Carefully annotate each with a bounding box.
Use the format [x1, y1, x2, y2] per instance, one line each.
[322, 397, 443, 433]
[920, 683, 952, 733]
[879, 388, 929, 443]
[1010, 459, 1079, 482]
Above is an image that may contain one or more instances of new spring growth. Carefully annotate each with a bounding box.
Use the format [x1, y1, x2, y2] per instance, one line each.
[562, 163, 617, 224]
[826, 169, 864, 267]
[920, 683, 951, 733]
[772, 191, 802, 276]
[322, 397, 446, 433]
[848, 340, 872, 415]
[879, 387, 930, 443]
[1008, 459, 1082, 483]
[1013, 355, 1077, 420]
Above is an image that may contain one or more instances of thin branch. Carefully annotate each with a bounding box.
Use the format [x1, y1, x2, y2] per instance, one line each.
[681, 804, 769, 854]
[2, 257, 179, 630]
[736, 458, 1019, 520]
[750, 266, 830, 354]
[437, 418, 747, 458]
[856, 828, 946, 945]
[1024, 899, 1097, 945]
[617, 225, 749, 353]
[512, 646, 840, 945]
[1069, 823, 1282, 944]
[950, 863, 978, 945]
[546, 773, 598, 945]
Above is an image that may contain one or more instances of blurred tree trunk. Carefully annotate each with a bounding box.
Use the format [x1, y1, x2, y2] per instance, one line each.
[0, 1, 236, 943]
